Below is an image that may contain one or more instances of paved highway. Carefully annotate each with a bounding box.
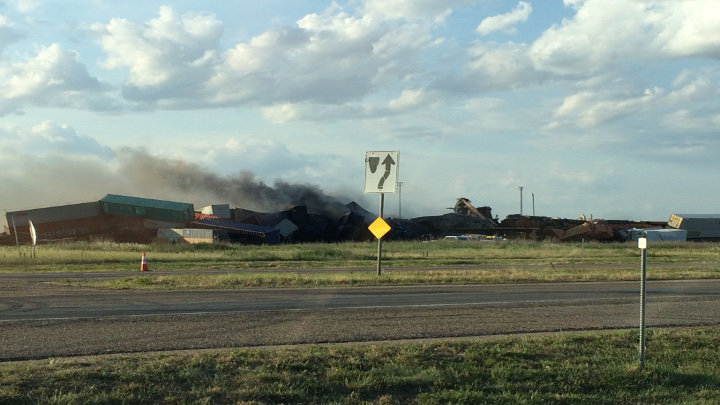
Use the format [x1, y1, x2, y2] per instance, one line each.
[1, 271, 719, 361]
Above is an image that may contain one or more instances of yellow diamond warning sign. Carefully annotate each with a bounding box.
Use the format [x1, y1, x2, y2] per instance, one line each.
[368, 217, 391, 239]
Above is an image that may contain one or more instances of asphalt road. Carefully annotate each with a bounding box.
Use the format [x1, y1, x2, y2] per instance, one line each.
[1, 271, 719, 361]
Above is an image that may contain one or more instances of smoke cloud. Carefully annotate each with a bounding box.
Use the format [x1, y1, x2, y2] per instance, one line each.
[0, 147, 357, 218]
[115, 149, 352, 216]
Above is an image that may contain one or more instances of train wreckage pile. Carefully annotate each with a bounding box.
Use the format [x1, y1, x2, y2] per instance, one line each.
[401, 197, 666, 242]
[2, 194, 670, 245]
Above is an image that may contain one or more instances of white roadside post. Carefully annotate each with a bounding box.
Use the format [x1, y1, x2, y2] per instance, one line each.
[638, 237, 648, 371]
[29, 220, 37, 259]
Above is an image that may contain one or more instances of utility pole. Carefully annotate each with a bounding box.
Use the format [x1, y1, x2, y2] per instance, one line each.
[532, 193, 535, 216]
[397, 181, 403, 219]
[518, 186, 524, 215]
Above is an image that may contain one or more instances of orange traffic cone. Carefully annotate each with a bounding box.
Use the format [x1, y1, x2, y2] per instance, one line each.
[140, 252, 149, 271]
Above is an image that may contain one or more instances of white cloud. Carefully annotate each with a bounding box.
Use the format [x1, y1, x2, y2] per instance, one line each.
[262, 103, 301, 124]
[552, 87, 663, 128]
[476, 1, 532, 36]
[208, 6, 434, 108]
[660, 70, 720, 133]
[28, 121, 114, 157]
[388, 89, 426, 109]
[262, 101, 384, 123]
[0, 44, 108, 114]
[447, 0, 720, 96]
[661, 1, 720, 58]
[530, 0, 653, 75]
[99, 6, 223, 101]
[12, 0, 38, 13]
[547, 68, 720, 132]
[93, 5, 436, 112]
[0, 121, 114, 171]
[530, 0, 720, 76]
[452, 41, 553, 92]
[665, 73, 717, 104]
[661, 110, 711, 132]
[0, 13, 24, 53]
[5, 44, 101, 98]
[212, 138, 314, 177]
[363, 0, 476, 23]
[460, 97, 532, 132]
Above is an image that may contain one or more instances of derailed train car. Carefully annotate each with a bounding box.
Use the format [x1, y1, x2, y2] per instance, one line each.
[2, 195, 195, 244]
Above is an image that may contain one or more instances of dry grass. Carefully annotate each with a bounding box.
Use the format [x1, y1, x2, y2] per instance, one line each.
[4, 239, 719, 271]
[5, 240, 720, 288]
[75, 263, 720, 290]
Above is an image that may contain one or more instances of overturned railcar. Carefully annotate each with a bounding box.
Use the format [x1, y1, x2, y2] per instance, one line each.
[668, 214, 720, 240]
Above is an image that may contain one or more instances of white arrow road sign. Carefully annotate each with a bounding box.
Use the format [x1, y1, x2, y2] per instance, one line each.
[364, 151, 399, 193]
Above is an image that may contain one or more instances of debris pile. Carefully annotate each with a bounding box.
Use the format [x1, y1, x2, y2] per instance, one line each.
[2, 194, 672, 245]
[498, 214, 667, 242]
[453, 198, 495, 220]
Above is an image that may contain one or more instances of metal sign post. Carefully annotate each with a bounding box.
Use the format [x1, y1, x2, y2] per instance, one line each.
[364, 151, 399, 276]
[368, 213, 391, 275]
[377, 194, 384, 275]
[638, 237, 648, 371]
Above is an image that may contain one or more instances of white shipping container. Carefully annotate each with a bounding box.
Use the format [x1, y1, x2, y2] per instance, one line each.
[182, 228, 229, 239]
[623, 228, 687, 242]
[157, 228, 183, 241]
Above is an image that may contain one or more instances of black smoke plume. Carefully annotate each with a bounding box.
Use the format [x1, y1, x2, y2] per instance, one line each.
[118, 149, 351, 216]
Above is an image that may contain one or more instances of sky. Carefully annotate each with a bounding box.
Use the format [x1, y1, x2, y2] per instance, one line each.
[1, 0, 719, 222]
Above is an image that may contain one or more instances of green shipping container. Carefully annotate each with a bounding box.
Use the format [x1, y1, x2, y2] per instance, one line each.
[100, 194, 194, 224]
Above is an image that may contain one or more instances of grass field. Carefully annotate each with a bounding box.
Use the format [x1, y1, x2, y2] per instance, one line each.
[3, 240, 720, 289]
[4, 239, 720, 270]
[2, 326, 720, 404]
[3, 241, 720, 403]
[0, 239, 679, 272]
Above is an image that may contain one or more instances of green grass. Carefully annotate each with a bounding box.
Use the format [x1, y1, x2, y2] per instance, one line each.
[2, 326, 720, 404]
[4, 241, 720, 403]
[76, 264, 720, 290]
[3, 240, 719, 272]
[5, 240, 720, 288]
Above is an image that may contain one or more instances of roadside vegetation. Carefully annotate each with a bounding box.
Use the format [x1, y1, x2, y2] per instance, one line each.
[2, 240, 720, 288]
[2, 326, 720, 404]
[3, 242, 720, 403]
[74, 262, 720, 290]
